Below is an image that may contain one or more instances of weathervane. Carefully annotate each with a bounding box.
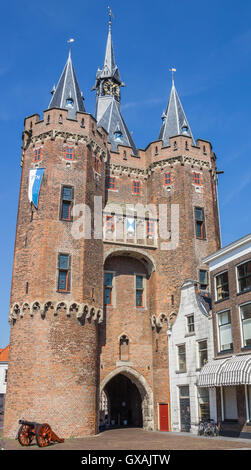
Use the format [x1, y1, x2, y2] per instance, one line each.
[169, 67, 176, 86]
[67, 38, 75, 56]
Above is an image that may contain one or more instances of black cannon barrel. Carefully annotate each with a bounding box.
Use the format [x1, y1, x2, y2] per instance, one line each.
[18, 419, 39, 427]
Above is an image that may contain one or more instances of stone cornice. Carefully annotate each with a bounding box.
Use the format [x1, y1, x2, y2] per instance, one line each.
[21, 129, 108, 166]
[106, 154, 215, 179]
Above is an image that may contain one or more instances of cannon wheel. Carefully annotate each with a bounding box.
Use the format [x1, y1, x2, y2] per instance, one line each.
[36, 423, 52, 447]
[18, 424, 33, 446]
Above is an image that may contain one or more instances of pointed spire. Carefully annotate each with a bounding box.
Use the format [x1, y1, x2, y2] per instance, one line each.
[159, 78, 195, 147]
[48, 46, 85, 119]
[93, 10, 136, 155]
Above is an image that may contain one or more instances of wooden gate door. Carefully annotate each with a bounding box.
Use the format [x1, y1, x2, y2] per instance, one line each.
[159, 404, 169, 431]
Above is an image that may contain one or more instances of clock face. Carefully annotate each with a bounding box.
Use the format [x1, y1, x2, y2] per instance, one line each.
[103, 80, 120, 97]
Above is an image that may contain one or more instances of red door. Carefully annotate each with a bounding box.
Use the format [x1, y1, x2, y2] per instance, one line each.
[159, 404, 169, 431]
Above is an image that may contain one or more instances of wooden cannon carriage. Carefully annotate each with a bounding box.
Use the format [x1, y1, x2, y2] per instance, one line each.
[17, 420, 64, 447]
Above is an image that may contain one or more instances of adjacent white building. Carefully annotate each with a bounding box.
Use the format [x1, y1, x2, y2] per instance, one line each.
[168, 280, 217, 433]
[0, 346, 9, 413]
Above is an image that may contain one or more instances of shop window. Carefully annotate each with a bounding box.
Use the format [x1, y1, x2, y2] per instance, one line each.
[198, 388, 210, 421]
[223, 386, 238, 421]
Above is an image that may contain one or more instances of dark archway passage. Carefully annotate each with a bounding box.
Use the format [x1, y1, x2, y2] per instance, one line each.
[104, 374, 143, 428]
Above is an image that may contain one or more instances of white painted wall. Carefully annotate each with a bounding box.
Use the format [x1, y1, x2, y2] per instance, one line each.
[0, 362, 8, 395]
[168, 280, 216, 433]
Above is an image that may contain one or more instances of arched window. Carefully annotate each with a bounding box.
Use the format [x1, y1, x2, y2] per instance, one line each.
[174, 141, 177, 150]
[81, 118, 85, 128]
[119, 335, 129, 361]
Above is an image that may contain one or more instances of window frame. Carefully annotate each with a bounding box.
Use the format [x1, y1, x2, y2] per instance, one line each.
[193, 172, 202, 186]
[163, 172, 173, 186]
[60, 185, 74, 222]
[132, 180, 141, 195]
[217, 309, 233, 353]
[104, 271, 114, 307]
[239, 302, 251, 349]
[64, 146, 74, 161]
[199, 269, 208, 291]
[177, 344, 186, 372]
[135, 273, 146, 309]
[197, 339, 208, 369]
[214, 270, 229, 302]
[57, 253, 71, 293]
[194, 207, 206, 240]
[236, 259, 251, 294]
[107, 176, 118, 191]
[186, 314, 195, 334]
[33, 147, 42, 162]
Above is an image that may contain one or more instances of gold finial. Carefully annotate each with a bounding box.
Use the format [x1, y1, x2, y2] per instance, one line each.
[108, 6, 114, 31]
[169, 67, 176, 86]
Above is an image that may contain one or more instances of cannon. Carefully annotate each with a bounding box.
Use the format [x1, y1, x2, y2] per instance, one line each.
[17, 420, 64, 447]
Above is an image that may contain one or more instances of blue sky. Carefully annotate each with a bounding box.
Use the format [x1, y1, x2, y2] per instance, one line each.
[0, 0, 250, 347]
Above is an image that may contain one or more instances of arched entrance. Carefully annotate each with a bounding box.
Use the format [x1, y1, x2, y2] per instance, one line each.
[100, 367, 154, 431]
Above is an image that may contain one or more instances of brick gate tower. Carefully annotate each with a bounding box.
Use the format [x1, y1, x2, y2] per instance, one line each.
[3, 50, 107, 438]
[4, 16, 221, 439]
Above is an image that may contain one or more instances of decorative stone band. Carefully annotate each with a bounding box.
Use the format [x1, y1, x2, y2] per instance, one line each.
[9, 301, 103, 324]
[106, 154, 216, 180]
[21, 129, 108, 166]
[150, 313, 169, 330]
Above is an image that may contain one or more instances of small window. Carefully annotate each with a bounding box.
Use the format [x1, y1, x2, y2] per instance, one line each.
[80, 118, 85, 128]
[177, 344, 186, 372]
[107, 176, 117, 190]
[132, 181, 141, 194]
[215, 271, 229, 301]
[136, 275, 144, 308]
[4, 369, 8, 383]
[104, 272, 113, 306]
[60, 186, 73, 221]
[163, 172, 172, 186]
[114, 131, 123, 142]
[193, 172, 202, 186]
[119, 335, 129, 361]
[199, 270, 208, 290]
[174, 141, 177, 150]
[187, 314, 195, 333]
[58, 254, 70, 292]
[198, 340, 208, 368]
[64, 147, 74, 161]
[217, 310, 233, 352]
[195, 207, 206, 240]
[240, 303, 251, 347]
[106, 215, 115, 232]
[155, 146, 158, 155]
[94, 157, 101, 173]
[146, 220, 155, 237]
[66, 97, 74, 108]
[237, 261, 251, 293]
[33, 148, 42, 162]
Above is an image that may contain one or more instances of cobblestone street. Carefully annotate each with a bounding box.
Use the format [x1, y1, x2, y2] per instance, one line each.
[1, 428, 251, 451]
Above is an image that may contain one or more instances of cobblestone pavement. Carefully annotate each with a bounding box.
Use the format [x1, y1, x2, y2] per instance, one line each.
[1, 428, 251, 450]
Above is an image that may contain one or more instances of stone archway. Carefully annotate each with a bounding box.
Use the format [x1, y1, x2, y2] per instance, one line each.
[100, 367, 154, 431]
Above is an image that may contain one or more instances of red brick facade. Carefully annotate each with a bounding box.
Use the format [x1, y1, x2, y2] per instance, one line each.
[4, 107, 221, 438]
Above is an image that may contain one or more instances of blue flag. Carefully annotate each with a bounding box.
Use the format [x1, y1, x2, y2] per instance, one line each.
[126, 217, 135, 233]
[28, 168, 44, 208]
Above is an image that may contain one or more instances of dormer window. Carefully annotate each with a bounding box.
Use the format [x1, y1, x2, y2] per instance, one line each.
[66, 97, 74, 108]
[114, 131, 123, 142]
[182, 125, 189, 135]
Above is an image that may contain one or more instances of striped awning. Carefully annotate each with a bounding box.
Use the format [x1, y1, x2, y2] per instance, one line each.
[198, 354, 251, 387]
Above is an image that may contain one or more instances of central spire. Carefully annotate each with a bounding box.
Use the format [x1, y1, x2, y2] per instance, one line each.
[93, 11, 136, 155]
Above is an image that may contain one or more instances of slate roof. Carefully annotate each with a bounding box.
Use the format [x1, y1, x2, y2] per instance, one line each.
[48, 51, 85, 119]
[159, 83, 195, 147]
[94, 24, 137, 154]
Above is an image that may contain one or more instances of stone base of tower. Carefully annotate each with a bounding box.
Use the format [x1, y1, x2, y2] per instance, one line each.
[3, 307, 99, 439]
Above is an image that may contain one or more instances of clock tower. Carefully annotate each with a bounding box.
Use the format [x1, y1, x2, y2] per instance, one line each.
[92, 15, 137, 155]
